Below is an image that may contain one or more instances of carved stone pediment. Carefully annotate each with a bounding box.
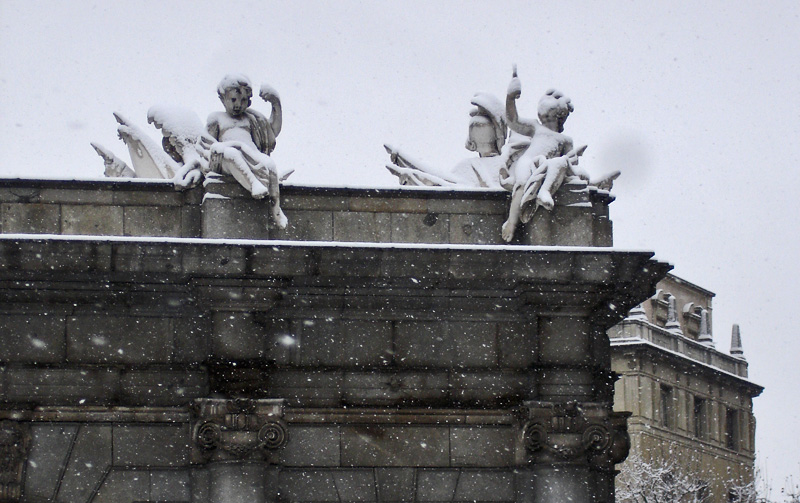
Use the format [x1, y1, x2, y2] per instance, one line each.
[520, 401, 630, 468]
[190, 398, 288, 463]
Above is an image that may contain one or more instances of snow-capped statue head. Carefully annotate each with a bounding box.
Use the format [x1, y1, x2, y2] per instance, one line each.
[537, 89, 573, 133]
[217, 74, 254, 118]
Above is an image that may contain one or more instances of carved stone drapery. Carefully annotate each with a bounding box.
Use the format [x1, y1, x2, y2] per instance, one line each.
[0, 421, 29, 503]
[520, 401, 630, 469]
[191, 398, 288, 464]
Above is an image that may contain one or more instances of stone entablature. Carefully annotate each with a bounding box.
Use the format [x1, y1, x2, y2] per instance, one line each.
[0, 178, 613, 246]
[0, 177, 666, 503]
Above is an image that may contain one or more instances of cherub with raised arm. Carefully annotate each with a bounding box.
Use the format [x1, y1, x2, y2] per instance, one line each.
[207, 74, 287, 228]
[500, 67, 597, 242]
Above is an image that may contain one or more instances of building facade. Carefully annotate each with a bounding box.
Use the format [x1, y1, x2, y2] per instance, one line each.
[610, 274, 763, 502]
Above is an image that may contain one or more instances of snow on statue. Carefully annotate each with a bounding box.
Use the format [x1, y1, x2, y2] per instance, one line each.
[91, 74, 291, 229]
[385, 66, 619, 243]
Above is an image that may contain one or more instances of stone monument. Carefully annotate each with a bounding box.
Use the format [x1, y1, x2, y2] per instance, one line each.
[0, 72, 669, 503]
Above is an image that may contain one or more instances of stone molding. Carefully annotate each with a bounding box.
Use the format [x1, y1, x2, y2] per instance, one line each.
[0, 421, 29, 502]
[191, 398, 288, 463]
[521, 401, 630, 468]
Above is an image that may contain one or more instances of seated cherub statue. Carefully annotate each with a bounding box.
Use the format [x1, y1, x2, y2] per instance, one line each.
[206, 74, 287, 228]
[501, 69, 617, 242]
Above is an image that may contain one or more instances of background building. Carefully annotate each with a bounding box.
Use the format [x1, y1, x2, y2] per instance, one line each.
[611, 274, 763, 502]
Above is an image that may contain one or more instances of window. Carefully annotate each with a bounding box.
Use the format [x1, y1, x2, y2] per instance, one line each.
[725, 408, 739, 450]
[660, 384, 673, 428]
[693, 396, 707, 438]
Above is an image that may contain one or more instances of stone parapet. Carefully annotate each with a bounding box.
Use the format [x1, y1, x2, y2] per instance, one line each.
[0, 178, 613, 246]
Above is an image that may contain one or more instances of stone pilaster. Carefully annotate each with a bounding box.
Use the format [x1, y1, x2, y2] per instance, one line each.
[0, 421, 29, 503]
[191, 398, 288, 503]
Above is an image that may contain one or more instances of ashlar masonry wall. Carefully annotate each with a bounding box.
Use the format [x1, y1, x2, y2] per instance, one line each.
[0, 177, 668, 503]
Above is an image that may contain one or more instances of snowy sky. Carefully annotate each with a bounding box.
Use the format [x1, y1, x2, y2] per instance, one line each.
[1, 0, 799, 493]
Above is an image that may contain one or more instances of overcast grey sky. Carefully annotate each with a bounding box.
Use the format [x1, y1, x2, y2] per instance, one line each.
[1, 0, 798, 494]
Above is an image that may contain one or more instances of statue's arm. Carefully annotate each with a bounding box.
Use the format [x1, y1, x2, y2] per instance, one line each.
[506, 76, 536, 137]
[260, 84, 282, 138]
[206, 115, 221, 141]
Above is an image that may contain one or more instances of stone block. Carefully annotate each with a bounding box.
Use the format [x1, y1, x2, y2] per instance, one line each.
[0, 314, 66, 363]
[538, 317, 590, 365]
[380, 249, 450, 281]
[112, 242, 184, 274]
[112, 187, 184, 206]
[574, 253, 614, 282]
[173, 314, 211, 362]
[113, 424, 190, 467]
[268, 369, 344, 406]
[390, 212, 449, 243]
[453, 470, 514, 501]
[24, 424, 78, 501]
[9, 240, 112, 273]
[349, 196, 426, 213]
[299, 319, 392, 367]
[449, 371, 530, 404]
[56, 425, 112, 503]
[317, 248, 383, 277]
[376, 468, 415, 502]
[123, 205, 183, 237]
[447, 250, 505, 281]
[551, 207, 595, 246]
[427, 196, 505, 215]
[5, 367, 120, 404]
[450, 427, 514, 466]
[415, 469, 460, 501]
[282, 194, 350, 211]
[61, 204, 124, 235]
[333, 211, 392, 242]
[451, 322, 498, 367]
[247, 246, 308, 277]
[510, 253, 573, 281]
[119, 369, 208, 405]
[1, 203, 60, 233]
[67, 315, 173, 364]
[181, 245, 247, 275]
[279, 426, 341, 467]
[272, 209, 333, 241]
[181, 204, 201, 237]
[394, 321, 455, 367]
[0, 186, 42, 203]
[341, 426, 449, 467]
[342, 371, 449, 406]
[211, 312, 267, 359]
[93, 469, 150, 503]
[334, 469, 377, 501]
[280, 469, 340, 501]
[498, 321, 537, 368]
[40, 187, 114, 205]
[150, 469, 192, 501]
[449, 213, 503, 244]
[536, 368, 593, 400]
[201, 195, 271, 239]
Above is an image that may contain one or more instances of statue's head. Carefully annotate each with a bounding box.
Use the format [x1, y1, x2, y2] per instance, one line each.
[466, 115, 502, 157]
[217, 74, 253, 117]
[537, 89, 573, 133]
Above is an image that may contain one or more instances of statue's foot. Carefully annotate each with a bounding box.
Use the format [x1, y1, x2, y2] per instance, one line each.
[501, 220, 516, 243]
[273, 208, 288, 229]
[251, 182, 269, 199]
[536, 191, 554, 211]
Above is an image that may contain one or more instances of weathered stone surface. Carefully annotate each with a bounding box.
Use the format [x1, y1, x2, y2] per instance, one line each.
[280, 470, 340, 501]
[279, 426, 341, 467]
[201, 196, 271, 239]
[450, 427, 515, 466]
[416, 469, 460, 501]
[66, 315, 173, 364]
[1, 203, 60, 233]
[56, 425, 112, 503]
[0, 314, 65, 363]
[5, 367, 120, 404]
[119, 369, 208, 405]
[333, 211, 391, 242]
[150, 469, 192, 501]
[93, 469, 150, 503]
[334, 469, 377, 501]
[453, 470, 515, 501]
[123, 205, 183, 237]
[376, 468, 415, 502]
[113, 424, 190, 467]
[24, 424, 78, 501]
[391, 212, 450, 243]
[341, 426, 449, 467]
[61, 204, 124, 235]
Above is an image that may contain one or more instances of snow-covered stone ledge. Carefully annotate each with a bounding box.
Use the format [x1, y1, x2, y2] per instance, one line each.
[0, 177, 613, 246]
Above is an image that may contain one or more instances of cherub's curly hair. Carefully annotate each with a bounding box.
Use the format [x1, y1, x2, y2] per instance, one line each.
[217, 74, 253, 100]
[537, 89, 573, 120]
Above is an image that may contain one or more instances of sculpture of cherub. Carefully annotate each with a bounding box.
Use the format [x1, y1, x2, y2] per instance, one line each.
[500, 68, 618, 242]
[206, 74, 287, 228]
[92, 74, 292, 230]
